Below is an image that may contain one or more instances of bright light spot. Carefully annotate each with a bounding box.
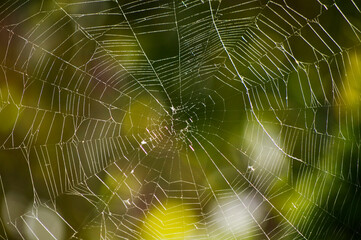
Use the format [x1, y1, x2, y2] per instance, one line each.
[1, 192, 28, 237]
[23, 205, 65, 240]
[124, 199, 131, 205]
[208, 192, 265, 238]
[243, 121, 288, 177]
[248, 165, 255, 171]
[171, 106, 177, 114]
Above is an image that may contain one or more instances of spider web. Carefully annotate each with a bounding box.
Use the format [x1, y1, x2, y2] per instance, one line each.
[0, 0, 361, 239]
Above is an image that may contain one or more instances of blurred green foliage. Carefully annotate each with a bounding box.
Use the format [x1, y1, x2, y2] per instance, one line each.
[0, 0, 361, 239]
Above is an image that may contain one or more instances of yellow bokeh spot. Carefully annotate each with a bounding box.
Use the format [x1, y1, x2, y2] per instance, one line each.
[141, 200, 198, 240]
